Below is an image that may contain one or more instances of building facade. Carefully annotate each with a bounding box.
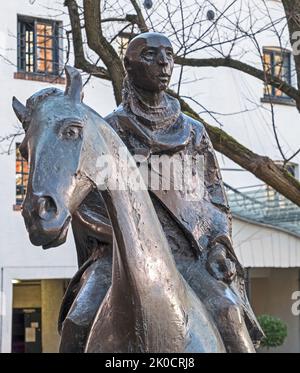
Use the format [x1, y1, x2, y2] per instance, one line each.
[0, 0, 299, 352]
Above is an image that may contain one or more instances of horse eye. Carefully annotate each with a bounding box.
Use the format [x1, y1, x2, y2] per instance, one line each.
[62, 125, 82, 140]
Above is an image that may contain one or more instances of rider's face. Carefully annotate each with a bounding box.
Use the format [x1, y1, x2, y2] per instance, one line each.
[125, 35, 174, 92]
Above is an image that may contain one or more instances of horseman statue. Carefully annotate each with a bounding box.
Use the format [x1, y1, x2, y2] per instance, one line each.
[12, 32, 263, 353]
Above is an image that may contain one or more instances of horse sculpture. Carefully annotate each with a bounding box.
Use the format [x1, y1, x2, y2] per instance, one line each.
[12, 66, 226, 352]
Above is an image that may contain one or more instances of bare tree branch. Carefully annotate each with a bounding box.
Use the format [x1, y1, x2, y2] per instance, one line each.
[83, 0, 125, 103]
[282, 0, 300, 91]
[60, 0, 300, 206]
[0, 131, 24, 155]
[174, 55, 300, 109]
[64, 0, 111, 81]
[129, 0, 149, 32]
[170, 91, 300, 207]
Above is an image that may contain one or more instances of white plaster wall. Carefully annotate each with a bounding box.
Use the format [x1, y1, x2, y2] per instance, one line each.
[0, 0, 116, 271]
[232, 217, 300, 268]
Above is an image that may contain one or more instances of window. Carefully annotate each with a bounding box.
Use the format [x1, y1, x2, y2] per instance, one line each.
[17, 15, 61, 76]
[263, 47, 292, 100]
[16, 144, 29, 205]
[285, 162, 299, 178]
[117, 35, 130, 59]
[266, 161, 298, 208]
[116, 32, 136, 58]
[275, 161, 299, 179]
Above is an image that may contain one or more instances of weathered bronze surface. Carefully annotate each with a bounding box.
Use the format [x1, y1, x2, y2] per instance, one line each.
[12, 32, 263, 353]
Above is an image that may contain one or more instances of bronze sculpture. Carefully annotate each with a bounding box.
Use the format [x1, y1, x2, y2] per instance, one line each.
[12, 32, 263, 353]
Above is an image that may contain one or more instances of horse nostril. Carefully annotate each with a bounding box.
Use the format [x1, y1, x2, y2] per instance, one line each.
[37, 196, 57, 220]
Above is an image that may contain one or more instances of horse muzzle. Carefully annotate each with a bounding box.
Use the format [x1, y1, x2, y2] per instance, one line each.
[22, 193, 72, 249]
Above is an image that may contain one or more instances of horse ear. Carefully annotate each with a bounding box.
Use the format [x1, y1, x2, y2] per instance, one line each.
[64, 65, 83, 102]
[12, 96, 28, 131]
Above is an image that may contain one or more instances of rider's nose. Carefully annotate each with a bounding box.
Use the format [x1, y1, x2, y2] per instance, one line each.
[36, 195, 58, 221]
[157, 50, 168, 66]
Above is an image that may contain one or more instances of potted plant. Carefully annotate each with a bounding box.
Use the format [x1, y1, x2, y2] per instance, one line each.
[257, 314, 287, 349]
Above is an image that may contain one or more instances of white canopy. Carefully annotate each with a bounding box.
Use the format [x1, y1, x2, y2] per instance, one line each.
[233, 216, 300, 268]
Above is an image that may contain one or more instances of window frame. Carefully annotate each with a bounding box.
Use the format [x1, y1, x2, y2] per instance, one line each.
[15, 143, 29, 206]
[262, 47, 292, 101]
[115, 31, 137, 58]
[17, 15, 61, 77]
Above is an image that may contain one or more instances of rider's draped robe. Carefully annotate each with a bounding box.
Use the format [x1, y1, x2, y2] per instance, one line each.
[59, 80, 263, 350]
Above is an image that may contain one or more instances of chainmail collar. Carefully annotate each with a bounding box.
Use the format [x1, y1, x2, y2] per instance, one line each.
[122, 76, 181, 130]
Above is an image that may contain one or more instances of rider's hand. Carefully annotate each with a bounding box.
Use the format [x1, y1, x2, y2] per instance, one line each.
[206, 243, 236, 284]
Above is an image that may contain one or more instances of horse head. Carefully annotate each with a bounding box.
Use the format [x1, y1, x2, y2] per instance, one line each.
[12, 66, 107, 249]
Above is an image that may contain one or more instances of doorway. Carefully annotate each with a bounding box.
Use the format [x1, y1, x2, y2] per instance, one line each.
[11, 308, 42, 353]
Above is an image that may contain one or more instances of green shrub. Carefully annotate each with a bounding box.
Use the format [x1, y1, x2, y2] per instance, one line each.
[257, 314, 287, 349]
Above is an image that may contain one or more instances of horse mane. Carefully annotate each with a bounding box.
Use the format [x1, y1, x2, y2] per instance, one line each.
[24, 87, 63, 128]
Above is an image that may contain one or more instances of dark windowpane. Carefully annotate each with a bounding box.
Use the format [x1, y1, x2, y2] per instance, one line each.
[17, 16, 60, 75]
[263, 48, 291, 99]
[15, 144, 29, 204]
